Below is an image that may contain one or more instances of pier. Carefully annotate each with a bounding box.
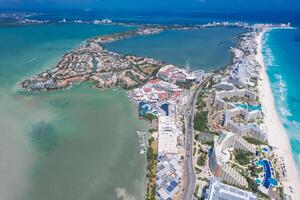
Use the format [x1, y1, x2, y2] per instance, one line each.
[136, 131, 148, 154]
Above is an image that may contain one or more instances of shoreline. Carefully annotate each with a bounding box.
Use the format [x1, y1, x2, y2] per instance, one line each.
[256, 28, 300, 198]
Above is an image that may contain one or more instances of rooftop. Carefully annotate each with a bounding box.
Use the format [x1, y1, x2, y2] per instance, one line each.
[206, 177, 257, 200]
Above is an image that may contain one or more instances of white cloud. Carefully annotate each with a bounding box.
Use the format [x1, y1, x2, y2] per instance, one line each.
[115, 187, 136, 200]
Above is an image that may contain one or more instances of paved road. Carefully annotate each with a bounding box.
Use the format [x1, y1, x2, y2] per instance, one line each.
[181, 77, 212, 200]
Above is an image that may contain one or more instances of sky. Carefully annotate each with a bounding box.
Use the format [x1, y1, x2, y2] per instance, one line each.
[0, 0, 300, 11]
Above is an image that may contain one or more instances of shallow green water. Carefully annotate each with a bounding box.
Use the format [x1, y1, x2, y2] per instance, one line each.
[0, 23, 148, 200]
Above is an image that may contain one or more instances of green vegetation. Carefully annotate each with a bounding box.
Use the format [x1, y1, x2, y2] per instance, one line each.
[197, 152, 208, 166]
[143, 113, 157, 121]
[122, 83, 139, 90]
[193, 147, 197, 156]
[194, 92, 210, 132]
[234, 149, 253, 166]
[247, 177, 259, 193]
[176, 80, 194, 89]
[196, 93, 206, 109]
[197, 148, 207, 166]
[149, 65, 163, 77]
[243, 137, 268, 145]
[206, 78, 215, 89]
[149, 128, 157, 133]
[195, 167, 202, 173]
[198, 177, 209, 182]
[278, 186, 285, 200]
[247, 178, 270, 200]
[194, 132, 214, 145]
[140, 65, 161, 77]
[194, 111, 209, 132]
[146, 147, 156, 171]
[148, 137, 154, 146]
[146, 137, 157, 200]
[249, 163, 263, 177]
[194, 184, 200, 199]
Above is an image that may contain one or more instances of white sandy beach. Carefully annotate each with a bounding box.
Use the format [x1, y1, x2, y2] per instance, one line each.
[257, 29, 300, 199]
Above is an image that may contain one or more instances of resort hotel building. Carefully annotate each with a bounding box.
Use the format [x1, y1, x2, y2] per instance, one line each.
[215, 89, 257, 103]
[205, 177, 257, 200]
[213, 89, 257, 111]
[209, 132, 256, 188]
[213, 88, 267, 141]
[157, 64, 195, 83]
[225, 122, 267, 141]
[213, 81, 237, 91]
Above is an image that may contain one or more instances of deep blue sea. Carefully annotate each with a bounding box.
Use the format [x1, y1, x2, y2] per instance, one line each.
[29, 10, 300, 25]
[262, 28, 300, 174]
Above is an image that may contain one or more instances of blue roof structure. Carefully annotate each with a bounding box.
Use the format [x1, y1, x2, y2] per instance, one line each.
[166, 185, 174, 193]
[170, 180, 178, 188]
[160, 103, 169, 116]
[138, 101, 150, 116]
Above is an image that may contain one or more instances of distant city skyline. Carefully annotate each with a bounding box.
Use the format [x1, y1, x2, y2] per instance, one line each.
[0, 0, 300, 11]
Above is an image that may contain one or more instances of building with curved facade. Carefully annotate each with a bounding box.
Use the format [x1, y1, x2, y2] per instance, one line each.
[209, 132, 256, 188]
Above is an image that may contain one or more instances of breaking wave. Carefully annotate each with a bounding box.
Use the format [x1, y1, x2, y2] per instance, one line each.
[271, 73, 291, 118]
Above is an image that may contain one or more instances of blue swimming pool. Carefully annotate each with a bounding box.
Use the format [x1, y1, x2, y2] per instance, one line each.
[255, 159, 278, 189]
[263, 160, 272, 188]
[262, 147, 269, 153]
[236, 103, 262, 111]
[256, 160, 264, 166]
[268, 178, 278, 186]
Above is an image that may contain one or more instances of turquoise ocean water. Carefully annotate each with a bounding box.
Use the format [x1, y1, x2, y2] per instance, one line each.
[262, 28, 300, 175]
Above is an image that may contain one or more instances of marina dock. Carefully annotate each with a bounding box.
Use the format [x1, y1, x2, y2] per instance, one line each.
[136, 131, 148, 154]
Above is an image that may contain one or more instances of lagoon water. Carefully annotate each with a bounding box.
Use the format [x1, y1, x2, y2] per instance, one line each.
[0, 24, 148, 200]
[262, 28, 300, 176]
[105, 27, 246, 71]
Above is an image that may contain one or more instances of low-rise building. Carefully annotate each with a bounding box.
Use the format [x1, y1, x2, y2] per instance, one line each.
[156, 116, 183, 200]
[156, 154, 182, 200]
[158, 116, 181, 154]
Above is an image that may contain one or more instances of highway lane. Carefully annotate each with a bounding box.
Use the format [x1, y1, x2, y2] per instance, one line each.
[181, 77, 212, 200]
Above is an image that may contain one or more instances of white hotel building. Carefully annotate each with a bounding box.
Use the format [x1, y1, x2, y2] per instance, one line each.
[209, 132, 256, 188]
[213, 88, 267, 141]
[206, 177, 257, 200]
